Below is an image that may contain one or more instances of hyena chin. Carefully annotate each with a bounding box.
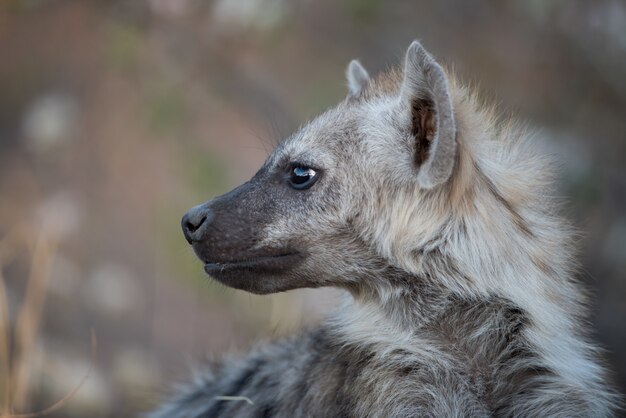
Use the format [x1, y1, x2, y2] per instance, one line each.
[153, 41, 620, 417]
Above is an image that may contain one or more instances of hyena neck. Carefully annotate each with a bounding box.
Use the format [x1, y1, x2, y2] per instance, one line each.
[347, 267, 456, 329]
[336, 243, 610, 399]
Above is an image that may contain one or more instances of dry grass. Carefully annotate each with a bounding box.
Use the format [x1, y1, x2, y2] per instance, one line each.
[0, 224, 96, 417]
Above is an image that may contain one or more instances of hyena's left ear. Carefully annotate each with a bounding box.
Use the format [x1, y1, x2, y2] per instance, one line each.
[346, 59, 370, 98]
[400, 41, 457, 189]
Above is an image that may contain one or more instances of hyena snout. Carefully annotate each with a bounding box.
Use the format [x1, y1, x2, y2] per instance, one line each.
[181, 183, 261, 260]
[181, 178, 305, 293]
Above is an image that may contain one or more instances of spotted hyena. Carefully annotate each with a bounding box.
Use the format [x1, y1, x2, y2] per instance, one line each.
[151, 41, 619, 417]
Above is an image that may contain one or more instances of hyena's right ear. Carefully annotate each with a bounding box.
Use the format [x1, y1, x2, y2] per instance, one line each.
[399, 41, 457, 189]
[346, 59, 370, 98]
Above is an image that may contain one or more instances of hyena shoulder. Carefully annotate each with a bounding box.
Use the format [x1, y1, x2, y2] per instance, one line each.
[152, 296, 594, 418]
[151, 322, 486, 418]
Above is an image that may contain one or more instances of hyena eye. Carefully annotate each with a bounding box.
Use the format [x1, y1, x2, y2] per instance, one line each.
[288, 166, 318, 190]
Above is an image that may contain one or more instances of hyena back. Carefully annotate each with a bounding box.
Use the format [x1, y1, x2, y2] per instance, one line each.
[152, 41, 619, 417]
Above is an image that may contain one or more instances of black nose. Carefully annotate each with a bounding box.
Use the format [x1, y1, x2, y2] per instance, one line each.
[182, 204, 212, 244]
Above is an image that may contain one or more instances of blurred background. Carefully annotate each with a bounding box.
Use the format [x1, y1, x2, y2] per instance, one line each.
[0, 0, 625, 416]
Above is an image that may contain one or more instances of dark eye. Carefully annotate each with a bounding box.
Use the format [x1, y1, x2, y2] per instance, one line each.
[288, 166, 318, 190]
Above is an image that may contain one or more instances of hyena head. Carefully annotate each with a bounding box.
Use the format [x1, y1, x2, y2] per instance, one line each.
[182, 41, 461, 295]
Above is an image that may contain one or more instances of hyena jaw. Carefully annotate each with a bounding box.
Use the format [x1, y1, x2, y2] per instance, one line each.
[154, 41, 620, 417]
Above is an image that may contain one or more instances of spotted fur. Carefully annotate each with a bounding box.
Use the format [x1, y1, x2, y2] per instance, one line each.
[151, 41, 620, 417]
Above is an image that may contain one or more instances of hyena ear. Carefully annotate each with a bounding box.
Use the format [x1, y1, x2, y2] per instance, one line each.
[400, 41, 457, 189]
[346, 59, 370, 98]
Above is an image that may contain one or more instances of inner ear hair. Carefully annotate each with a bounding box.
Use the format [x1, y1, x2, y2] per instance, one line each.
[411, 98, 436, 166]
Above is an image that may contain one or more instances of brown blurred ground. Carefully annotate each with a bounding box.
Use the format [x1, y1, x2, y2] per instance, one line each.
[0, 0, 624, 416]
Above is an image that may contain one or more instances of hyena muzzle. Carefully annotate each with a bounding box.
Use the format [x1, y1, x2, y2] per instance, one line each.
[152, 41, 620, 417]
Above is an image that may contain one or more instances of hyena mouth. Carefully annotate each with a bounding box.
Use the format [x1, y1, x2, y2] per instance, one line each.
[201, 250, 303, 292]
[203, 252, 301, 274]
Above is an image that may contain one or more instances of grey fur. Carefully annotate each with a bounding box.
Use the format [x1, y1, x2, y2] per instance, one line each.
[152, 41, 620, 417]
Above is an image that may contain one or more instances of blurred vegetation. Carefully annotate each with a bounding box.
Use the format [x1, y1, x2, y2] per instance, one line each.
[104, 22, 144, 73]
[145, 87, 186, 134]
[0, 0, 624, 416]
